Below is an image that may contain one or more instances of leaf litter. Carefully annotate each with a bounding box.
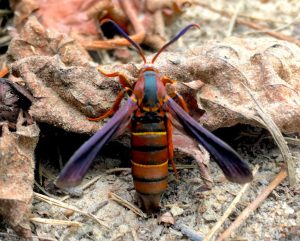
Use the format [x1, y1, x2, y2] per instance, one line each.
[0, 0, 299, 240]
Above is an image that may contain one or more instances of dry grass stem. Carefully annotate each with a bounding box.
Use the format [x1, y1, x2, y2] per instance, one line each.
[170, 164, 197, 170]
[226, 0, 244, 37]
[108, 192, 146, 218]
[30, 217, 82, 227]
[34, 192, 110, 229]
[285, 137, 300, 146]
[60, 175, 102, 201]
[244, 14, 300, 35]
[106, 168, 131, 174]
[0, 232, 57, 241]
[216, 168, 287, 241]
[196, 2, 300, 46]
[81, 175, 102, 190]
[203, 165, 259, 241]
[241, 83, 296, 186]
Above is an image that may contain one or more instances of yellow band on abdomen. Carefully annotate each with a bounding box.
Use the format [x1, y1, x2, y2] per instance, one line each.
[132, 131, 166, 136]
[131, 160, 168, 168]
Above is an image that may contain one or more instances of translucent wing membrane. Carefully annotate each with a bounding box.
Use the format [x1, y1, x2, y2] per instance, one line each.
[56, 99, 137, 188]
[166, 98, 253, 183]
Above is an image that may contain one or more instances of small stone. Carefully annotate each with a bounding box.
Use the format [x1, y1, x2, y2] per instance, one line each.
[170, 204, 184, 216]
[119, 224, 129, 233]
[282, 202, 294, 215]
[203, 209, 217, 222]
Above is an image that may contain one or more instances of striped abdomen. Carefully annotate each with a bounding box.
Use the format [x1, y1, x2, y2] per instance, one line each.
[131, 115, 169, 211]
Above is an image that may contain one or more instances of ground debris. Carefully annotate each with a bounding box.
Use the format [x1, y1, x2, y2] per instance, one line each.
[7, 19, 300, 134]
[0, 116, 39, 238]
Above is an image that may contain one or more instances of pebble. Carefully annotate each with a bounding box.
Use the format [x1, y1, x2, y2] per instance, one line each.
[202, 209, 217, 222]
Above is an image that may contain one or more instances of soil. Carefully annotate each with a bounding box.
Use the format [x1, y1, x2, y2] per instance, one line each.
[0, 1, 300, 241]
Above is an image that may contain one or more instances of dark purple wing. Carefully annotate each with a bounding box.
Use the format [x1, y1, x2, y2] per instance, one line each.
[56, 99, 137, 188]
[166, 98, 253, 184]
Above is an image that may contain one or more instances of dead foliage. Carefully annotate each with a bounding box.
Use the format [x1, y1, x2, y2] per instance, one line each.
[0, 115, 39, 237]
[7, 18, 300, 135]
[0, 2, 299, 239]
[10, 0, 191, 50]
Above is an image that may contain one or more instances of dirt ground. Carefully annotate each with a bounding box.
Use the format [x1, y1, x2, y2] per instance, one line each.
[0, 0, 300, 241]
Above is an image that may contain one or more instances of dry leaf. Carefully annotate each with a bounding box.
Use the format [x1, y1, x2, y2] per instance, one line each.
[158, 212, 175, 225]
[0, 115, 39, 238]
[7, 20, 300, 135]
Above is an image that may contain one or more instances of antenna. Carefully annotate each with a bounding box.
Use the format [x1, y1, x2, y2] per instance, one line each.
[100, 19, 147, 63]
[151, 24, 200, 64]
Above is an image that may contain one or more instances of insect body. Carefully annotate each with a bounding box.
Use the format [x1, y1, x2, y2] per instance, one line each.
[56, 20, 253, 212]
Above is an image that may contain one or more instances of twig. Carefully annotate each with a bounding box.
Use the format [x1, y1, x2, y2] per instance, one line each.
[196, 2, 300, 46]
[244, 14, 300, 35]
[83, 0, 145, 50]
[203, 165, 259, 241]
[108, 192, 146, 218]
[216, 168, 287, 241]
[34, 181, 57, 198]
[285, 137, 300, 146]
[0, 9, 12, 16]
[170, 164, 197, 170]
[173, 223, 204, 241]
[60, 175, 102, 201]
[30, 217, 82, 227]
[34, 192, 110, 229]
[0, 35, 11, 46]
[192, 1, 288, 24]
[106, 167, 131, 174]
[0, 232, 57, 241]
[226, 0, 244, 37]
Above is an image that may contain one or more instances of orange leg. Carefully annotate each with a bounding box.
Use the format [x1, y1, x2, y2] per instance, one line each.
[88, 87, 131, 121]
[0, 65, 8, 78]
[173, 91, 189, 113]
[166, 114, 179, 179]
[162, 76, 189, 113]
[161, 76, 175, 85]
[90, 67, 133, 122]
[98, 67, 132, 89]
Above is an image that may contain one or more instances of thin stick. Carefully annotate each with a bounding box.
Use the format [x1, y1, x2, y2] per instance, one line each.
[226, 0, 244, 37]
[169, 164, 197, 170]
[196, 2, 300, 46]
[216, 168, 287, 241]
[203, 165, 259, 241]
[106, 168, 131, 174]
[285, 137, 300, 146]
[0, 232, 57, 241]
[109, 192, 146, 218]
[245, 14, 300, 35]
[241, 83, 296, 186]
[173, 223, 204, 241]
[30, 217, 82, 227]
[34, 192, 110, 229]
[60, 175, 102, 201]
[34, 181, 57, 198]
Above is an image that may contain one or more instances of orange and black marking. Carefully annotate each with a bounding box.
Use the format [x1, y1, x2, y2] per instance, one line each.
[131, 113, 169, 211]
